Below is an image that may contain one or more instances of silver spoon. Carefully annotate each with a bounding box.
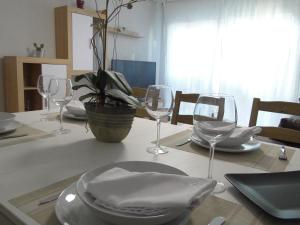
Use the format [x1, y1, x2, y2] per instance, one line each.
[175, 138, 191, 146]
[279, 145, 287, 160]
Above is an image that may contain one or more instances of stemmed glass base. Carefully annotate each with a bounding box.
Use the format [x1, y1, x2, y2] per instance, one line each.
[53, 104, 70, 135]
[147, 118, 169, 155]
[147, 146, 168, 155]
[53, 128, 71, 135]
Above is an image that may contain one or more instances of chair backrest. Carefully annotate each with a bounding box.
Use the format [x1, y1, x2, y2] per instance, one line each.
[171, 91, 225, 125]
[132, 87, 149, 118]
[249, 98, 300, 144]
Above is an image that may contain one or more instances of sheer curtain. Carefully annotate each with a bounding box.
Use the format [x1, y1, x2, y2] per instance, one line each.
[160, 0, 300, 126]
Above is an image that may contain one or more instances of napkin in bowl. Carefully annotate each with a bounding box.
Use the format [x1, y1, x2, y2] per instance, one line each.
[66, 100, 86, 116]
[83, 167, 216, 216]
[217, 126, 262, 147]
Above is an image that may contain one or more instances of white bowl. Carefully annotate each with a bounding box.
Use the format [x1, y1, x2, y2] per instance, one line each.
[76, 161, 187, 225]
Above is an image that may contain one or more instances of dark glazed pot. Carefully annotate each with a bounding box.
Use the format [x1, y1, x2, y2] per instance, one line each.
[84, 102, 136, 143]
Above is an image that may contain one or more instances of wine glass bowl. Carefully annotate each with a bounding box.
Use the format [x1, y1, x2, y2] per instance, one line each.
[193, 121, 236, 144]
[37, 75, 57, 119]
[145, 85, 174, 155]
[50, 78, 73, 135]
[193, 94, 237, 193]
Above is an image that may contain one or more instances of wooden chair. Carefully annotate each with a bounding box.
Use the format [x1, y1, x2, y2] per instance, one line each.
[171, 91, 225, 125]
[132, 87, 149, 118]
[249, 98, 300, 145]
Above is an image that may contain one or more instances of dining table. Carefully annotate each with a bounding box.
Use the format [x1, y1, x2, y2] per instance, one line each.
[0, 110, 299, 225]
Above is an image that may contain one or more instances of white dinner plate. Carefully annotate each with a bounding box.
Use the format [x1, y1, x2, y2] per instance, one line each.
[63, 111, 87, 121]
[0, 112, 15, 121]
[190, 134, 261, 153]
[0, 120, 20, 135]
[55, 183, 191, 225]
[76, 161, 188, 225]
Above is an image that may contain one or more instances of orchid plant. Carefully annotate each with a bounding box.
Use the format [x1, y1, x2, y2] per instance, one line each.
[73, 0, 144, 108]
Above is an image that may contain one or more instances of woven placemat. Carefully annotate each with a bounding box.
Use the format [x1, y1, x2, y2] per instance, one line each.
[159, 130, 295, 172]
[0, 124, 54, 148]
[8, 174, 300, 225]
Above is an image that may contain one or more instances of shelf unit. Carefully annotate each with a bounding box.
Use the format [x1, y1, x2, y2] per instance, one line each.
[3, 56, 68, 112]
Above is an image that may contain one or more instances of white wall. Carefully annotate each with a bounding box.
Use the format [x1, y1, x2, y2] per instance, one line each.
[0, 0, 161, 111]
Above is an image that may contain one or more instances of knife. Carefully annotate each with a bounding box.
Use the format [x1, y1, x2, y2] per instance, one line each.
[0, 134, 28, 140]
[208, 216, 225, 225]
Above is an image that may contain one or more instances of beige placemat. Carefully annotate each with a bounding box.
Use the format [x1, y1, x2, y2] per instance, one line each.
[9, 175, 81, 225]
[8, 175, 300, 225]
[0, 124, 54, 148]
[159, 130, 295, 172]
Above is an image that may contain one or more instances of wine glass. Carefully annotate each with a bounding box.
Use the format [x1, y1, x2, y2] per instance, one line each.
[145, 85, 174, 155]
[37, 75, 57, 120]
[49, 78, 73, 135]
[193, 94, 237, 193]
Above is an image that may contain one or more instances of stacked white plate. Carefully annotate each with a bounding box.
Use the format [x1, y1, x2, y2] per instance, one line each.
[55, 161, 193, 225]
[191, 133, 261, 153]
[0, 112, 19, 135]
[55, 184, 190, 225]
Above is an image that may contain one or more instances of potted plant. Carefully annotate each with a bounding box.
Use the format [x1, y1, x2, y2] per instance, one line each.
[73, 0, 143, 142]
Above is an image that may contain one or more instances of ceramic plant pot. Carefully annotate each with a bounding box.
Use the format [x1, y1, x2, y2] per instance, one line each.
[84, 102, 136, 143]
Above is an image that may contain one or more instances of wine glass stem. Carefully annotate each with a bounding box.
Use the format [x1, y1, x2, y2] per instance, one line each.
[208, 142, 216, 179]
[46, 96, 50, 112]
[59, 105, 64, 131]
[156, 118, 161, 149]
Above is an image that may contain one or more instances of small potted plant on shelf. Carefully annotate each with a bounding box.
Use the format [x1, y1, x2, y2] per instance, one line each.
[73, 0, 143, 142]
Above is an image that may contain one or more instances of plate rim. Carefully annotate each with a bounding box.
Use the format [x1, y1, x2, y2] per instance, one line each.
[190, 134, 261, 153]
[225, 171, 300, 219]
[0, 121, 20, 135]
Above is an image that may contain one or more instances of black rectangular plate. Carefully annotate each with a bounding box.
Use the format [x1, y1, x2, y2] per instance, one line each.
[225, 171, 300, 219]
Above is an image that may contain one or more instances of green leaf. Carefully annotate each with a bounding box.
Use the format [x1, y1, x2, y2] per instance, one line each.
[104, 71, 131, 95]
[74, 72, 97, 84]
[106, 89, 141, 107]
[114, 71, 133, 95]
[72, 84, 96, 92]
[79, 93, 98, 101]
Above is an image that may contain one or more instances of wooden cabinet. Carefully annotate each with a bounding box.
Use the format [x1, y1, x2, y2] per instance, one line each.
[54, 6, 142, 77]
[72, 13, 94, 71]
[3, 57, 68, 112]
[55, 6, 105, 76]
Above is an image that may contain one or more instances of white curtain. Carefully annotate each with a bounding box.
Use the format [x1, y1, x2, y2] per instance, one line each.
[160, 0, 300, 126]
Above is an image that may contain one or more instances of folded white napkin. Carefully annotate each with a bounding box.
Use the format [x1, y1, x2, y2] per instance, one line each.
[84, 167, 216, 216]
[66, 100, 86, 116]
[217, 126, 262, 147]
[193, 126, 262, 147]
